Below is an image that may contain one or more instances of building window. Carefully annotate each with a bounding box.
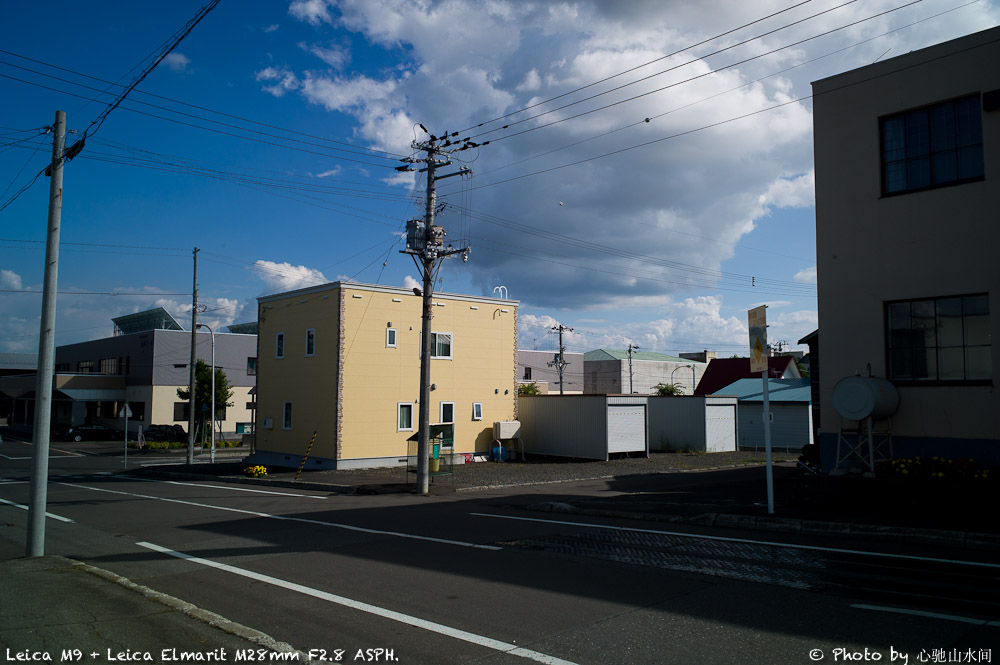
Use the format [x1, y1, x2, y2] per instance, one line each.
[431, 332, 452, 359]
[305, 329, 316, 357]
[887, 294, 991, 383]
[523, 366, 532, 380]
[881, 94, 984, 195]
[283, 402, 293, 429]
[173, 402, 189, 422]
[77, 360, 94, 374]
[246, 401, 255, 410]
[99, 358, 120, 375]
[247, 357, 257, 376]
[472, 402, 483, 421]
[397, 403, 414, 432]
[440, 401, 455, 423]
[276, 332, 285, 359]
[386, 328, 397, 348]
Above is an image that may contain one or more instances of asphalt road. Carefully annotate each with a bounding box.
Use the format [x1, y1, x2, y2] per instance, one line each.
[1, 435, 998, 665]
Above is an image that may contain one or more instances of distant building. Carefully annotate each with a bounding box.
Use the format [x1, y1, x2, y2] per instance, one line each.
[253, 282, 517, 469]
[0, 308, 257, 437]
[812, 26, 999, 466]
[679, 350, 717, 364]
[716, 378, 813, 453]
[0, 353, 37, 426]
[583, 349, 707, 395]
[694, 356, 801, 396]
[517, 349, 584, 394]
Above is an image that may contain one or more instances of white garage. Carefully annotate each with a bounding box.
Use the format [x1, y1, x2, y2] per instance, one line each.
[647, 395, 739, 453]
[518, 395, 648, 460]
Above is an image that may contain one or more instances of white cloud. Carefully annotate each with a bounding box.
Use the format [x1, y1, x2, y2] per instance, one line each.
[264, 24, 280, 33]
[253, 260, 328, 293]
[402, 275, 420, 290]
[255, 66, 300, 97]
[759, 171, 815, 209]
[301, 41, 351, 69]
[315, 166, 342, 178]
[161, 53, 190, 73]
[289, 0, 334, 26]
[1, 269, 24, 291]
[794, 267, 817, 284]
[516, 69, 541, 92]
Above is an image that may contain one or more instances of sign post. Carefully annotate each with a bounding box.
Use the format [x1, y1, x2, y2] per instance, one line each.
[118, 403, 132, 470]
[748, 305, 774, 514]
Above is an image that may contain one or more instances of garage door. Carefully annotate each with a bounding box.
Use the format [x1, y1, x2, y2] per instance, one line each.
[705, 405, 736, 452]
[607, 405, 646, 453]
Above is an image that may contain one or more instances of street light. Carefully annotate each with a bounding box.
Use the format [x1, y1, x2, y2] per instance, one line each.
[671, 364, 695, 395]
[197, 323, 215, 464]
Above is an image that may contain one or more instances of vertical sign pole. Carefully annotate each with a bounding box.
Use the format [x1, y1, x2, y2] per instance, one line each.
[748, 305, 774, 514]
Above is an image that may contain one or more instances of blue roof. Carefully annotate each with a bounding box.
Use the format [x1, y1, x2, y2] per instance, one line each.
[714, 378, 811, 403]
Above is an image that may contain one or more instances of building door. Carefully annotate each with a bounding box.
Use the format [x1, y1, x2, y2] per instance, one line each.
[607, 405, 646, 453]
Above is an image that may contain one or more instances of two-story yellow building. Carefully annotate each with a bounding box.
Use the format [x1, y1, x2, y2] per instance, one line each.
[253, 281, 518, 469]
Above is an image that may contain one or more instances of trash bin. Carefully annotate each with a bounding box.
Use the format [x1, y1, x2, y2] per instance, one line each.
[430, 443, 441, 472]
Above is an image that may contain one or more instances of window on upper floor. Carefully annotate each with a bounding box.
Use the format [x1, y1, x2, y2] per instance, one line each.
[439, 401, 454, 423]
[283, 402, 293, 429]
[77, 360, 94, 373]
[886, 293, 991, 384]
[247, 357, 257, 375]
[276, 332, 285, 359]
[472, 402, 483, 421]
[523, 366, 532, 380]
[431, 332, 452, 359]
[386, 328, 397, 348]
[306, 329, 316, 357]
[881, 94, 984, 196]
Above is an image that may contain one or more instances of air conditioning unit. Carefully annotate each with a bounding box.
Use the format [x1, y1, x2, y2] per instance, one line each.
[493, 420, 520, 440]
[262, 418, 273, 429]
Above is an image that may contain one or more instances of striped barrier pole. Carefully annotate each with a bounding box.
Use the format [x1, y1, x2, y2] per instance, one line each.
[295, 431, 318, 481]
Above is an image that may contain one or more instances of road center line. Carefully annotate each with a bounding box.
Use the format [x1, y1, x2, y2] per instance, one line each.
[137, 541, 578, 665]
[470, 512, 1000, 569]
[121, 475, 328, 499]
[57, 482, 499, 550]
[851, 604, 1000, 626]
[0, 497, 74, 522]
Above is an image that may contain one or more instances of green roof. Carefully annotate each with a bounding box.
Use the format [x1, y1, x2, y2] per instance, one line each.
[583, 349, 691, 363]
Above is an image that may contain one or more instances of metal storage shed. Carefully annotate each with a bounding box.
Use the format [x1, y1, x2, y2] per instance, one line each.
[647, 395, 738, 453]
[719, 378, 813, 453]
[518, 395, 648, 460]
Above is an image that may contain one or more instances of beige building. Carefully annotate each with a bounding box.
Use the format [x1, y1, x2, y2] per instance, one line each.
[812, 27, 998, 467]
[253, 282, 518, 469]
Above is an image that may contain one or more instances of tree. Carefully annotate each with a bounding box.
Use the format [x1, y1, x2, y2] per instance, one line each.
[517, 382, 541, 396]
[177, 360, 233, 439]
[652, 382, 684, 396]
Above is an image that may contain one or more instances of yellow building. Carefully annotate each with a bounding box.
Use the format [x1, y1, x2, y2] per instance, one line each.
[253, 281, 518, 469]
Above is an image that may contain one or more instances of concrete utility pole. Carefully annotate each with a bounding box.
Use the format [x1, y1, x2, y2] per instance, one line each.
[187, 247, 199, 465]
[27, 110, 66, 557]
[547, 324, 574, 395]
[399, 128, 473, 495]
[627, 343, 640, 394]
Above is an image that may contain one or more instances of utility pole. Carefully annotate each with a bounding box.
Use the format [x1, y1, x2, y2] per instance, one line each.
[26, 111, 66, 557]
[547, 324, 573, 395]
[399, 128, 473, 495]
[187, 247, 199, 465]
[627, 343, 640, 394]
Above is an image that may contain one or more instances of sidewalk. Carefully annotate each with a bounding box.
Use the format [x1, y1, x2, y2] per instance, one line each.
[0, 556, 311, 663]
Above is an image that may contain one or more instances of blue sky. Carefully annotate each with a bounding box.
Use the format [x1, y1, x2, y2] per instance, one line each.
[2, 0, 997, 357]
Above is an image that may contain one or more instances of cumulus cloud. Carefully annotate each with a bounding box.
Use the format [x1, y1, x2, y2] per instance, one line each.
[161, 53, 190, 73]
[301, 41, 351, 68]
[1, 269, 24, 291]
[759, 171, 815, 209]
[289, 0, 334, 26]
[254, 260, 328, 293]
[402, 275, 420, 290]
[794, 266, 817, 284]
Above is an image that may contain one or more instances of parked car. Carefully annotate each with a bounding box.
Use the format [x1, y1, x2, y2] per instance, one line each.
[143, 424, 187, 443]
[63, 423, 124, 442]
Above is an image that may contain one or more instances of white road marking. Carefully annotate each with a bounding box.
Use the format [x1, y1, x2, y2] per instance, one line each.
[0, 497, 74, 522]
[471, 512, 1000, 570]
[852, 604, 1000, 626]
[58, 482, 500, 550]
[138, 541, 579, 665]
[122, 475, 328, 499]
[0, 439, 84, 456]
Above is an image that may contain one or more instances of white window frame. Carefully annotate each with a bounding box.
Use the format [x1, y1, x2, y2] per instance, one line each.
[439, 401, 455, 423]
[282, 402, 292, 430]
[386, 328, 397, 348]
[305, 328, 316, 357]
[275, 332, 285, 359]
[472, 402, 483, 421]
[397, 402, 414, 432]
[430, 331, 453, 359]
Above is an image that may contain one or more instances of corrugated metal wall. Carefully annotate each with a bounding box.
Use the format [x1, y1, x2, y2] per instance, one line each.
[738, 403, 812, 452]
[647, 396, 738, 453]
[519, 395, 609, 459]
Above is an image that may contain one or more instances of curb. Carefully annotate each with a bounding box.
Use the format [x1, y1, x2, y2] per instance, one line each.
[525, 502, 1000, 551]
[71, 556, 320, 663]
